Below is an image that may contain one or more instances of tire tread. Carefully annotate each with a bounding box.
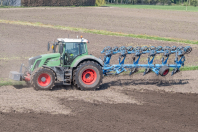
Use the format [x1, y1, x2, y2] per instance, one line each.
[30, 67, 55, 91]
[74, 61, 103, 90]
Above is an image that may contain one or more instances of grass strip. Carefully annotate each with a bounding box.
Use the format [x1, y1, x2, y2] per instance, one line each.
[0, 19, 198, 45]
[1, 5, 198, 12]
[178, 66, 198, 71]
[0, 80, 26, 87]
[121, 65, 198, 75]
[0, 6, 21, 8]
[106, 4, 198, 12]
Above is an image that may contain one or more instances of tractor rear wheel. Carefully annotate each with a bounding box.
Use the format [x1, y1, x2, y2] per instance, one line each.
[74, 61, 102, 90]
[159, 66, 169, 76]
[31, 67, 55, 90]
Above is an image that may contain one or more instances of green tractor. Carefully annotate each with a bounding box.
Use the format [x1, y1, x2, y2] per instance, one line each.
[9, 37, 103, 90]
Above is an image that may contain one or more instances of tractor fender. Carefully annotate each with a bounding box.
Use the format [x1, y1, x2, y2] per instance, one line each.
[42, 65, 65, 81]
[71, 55, 104, 68]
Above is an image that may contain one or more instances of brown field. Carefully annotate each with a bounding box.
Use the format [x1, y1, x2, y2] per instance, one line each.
[1, 7, 198, 40]
[0, 7, 198, 132]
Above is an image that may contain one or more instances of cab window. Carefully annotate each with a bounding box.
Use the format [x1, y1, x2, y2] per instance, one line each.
[65, 42, 79, 58]
[64, 42, 87, 65]
[80, 42, 86, 54]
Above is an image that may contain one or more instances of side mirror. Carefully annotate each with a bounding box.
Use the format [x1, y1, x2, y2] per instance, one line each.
[47, 42, 50, 51]
[59, 44, 63, 54]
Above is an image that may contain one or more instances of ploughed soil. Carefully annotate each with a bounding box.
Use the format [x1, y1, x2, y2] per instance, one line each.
[0, 7, 198, 40]
[0, 86, 198, 132]
[0, 8, 198, 131]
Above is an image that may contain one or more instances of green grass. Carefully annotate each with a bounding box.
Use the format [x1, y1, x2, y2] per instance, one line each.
[1, 4, 198, 11]
[0, 5, 30, 8]
[122, 65, 198, 75]
[0, 6, 17, 8]
[0, 19, 198, 45]
[106, 4, 198, 12]
[0, 80, 26, 87]
[179, 66, 198, 71]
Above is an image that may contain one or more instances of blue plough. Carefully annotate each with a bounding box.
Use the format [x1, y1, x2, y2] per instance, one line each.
[101, 45, 192, 76]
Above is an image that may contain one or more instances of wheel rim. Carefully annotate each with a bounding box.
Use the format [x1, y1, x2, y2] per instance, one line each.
[163, 69, 169, 76]
[82, 69, 97, 85]
[37, 73, 51, 87]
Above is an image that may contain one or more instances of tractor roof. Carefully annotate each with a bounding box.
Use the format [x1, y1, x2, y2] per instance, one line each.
[57, 38, 88, 43]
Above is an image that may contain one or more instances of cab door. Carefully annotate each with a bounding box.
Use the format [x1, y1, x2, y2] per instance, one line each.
[63, 42, 79, 67]
[63, 42, 87, 67]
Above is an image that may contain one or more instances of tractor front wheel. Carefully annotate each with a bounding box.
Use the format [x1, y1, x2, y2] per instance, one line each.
[31, 67, 55, 90]
[74, 61, 102, 90]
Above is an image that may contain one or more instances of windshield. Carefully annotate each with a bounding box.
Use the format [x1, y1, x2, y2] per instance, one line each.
[63, 42, 87, 65]
[64, 42, 86, 57]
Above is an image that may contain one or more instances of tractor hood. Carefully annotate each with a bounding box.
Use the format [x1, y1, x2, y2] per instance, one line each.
[29, 53, 60, 71]
[40, 53, 61, 67]
[41, 53, 60, 59]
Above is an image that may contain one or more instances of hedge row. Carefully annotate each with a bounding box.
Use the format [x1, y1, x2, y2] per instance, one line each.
[21, 0, 95, 6]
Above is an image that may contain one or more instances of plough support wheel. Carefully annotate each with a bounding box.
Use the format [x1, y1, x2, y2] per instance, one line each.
[159, 66, 169, 76]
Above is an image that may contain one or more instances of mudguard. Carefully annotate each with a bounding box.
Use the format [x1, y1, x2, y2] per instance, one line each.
[71, 55, 103, 68]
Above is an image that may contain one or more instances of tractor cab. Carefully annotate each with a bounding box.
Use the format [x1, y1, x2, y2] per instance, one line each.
[49, 37, 89, 66]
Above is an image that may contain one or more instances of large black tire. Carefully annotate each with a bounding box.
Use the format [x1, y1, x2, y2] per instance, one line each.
[72, 68, 80, 90]
[74, 61, 103, 91]
[30, 67, 55, 90]
[159, 66, 169, 76]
